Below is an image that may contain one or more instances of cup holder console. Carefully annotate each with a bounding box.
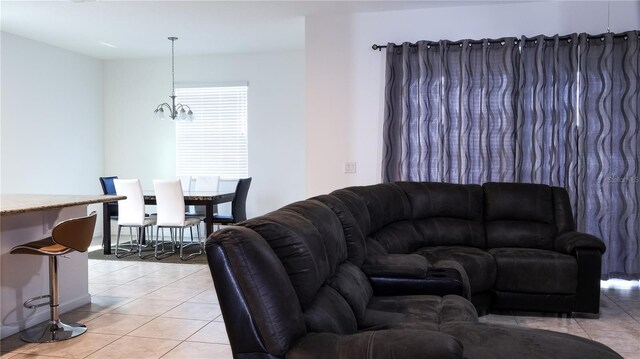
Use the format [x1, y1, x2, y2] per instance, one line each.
[370, 267, 464, 297]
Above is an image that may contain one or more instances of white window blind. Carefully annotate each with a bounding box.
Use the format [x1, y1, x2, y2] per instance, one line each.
[175, 85, 248, 179]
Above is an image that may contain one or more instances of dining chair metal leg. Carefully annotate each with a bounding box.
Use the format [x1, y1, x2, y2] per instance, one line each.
[179, 225, 202, 261]
[129, 227, 136, 249]
[137, 226, 154, 259]
[115, 226, 135, 258]
[154, 227, 174, 260]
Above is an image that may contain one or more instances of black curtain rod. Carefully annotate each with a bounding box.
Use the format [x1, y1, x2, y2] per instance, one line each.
[371, 32, 638, 51]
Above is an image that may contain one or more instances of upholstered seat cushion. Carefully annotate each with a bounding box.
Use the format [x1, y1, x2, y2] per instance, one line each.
[10, 237, 70, 255]
[362, 253, 430, 278]
[287, 329, 465, 359]
[489, 248, 577, 294]
[416, 246, 496, 294]
[360, 294, 478, 330]
[440, 322, 621, 359]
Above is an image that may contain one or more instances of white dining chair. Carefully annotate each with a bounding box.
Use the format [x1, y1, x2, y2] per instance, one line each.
[178, 176, 195, 215]
[113, 179, 156, 258]
[178, 175, 194, 192]
[153, 179, 202, 260]
[194, 175, 220, 192]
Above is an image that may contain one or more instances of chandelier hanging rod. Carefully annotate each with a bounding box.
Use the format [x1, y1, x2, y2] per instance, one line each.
[153, 36, 194, 121]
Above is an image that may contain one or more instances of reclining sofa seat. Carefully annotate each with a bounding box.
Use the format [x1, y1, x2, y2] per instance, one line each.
[313, 190, 469, 300]
[206, 198, 478, 358]
[483, 182, 605, 313]
[327, 181, 605, 314]
[205, 192, 620, 358]
[329, 182, 495, 311]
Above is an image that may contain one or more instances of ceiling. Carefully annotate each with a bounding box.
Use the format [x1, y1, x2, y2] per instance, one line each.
[1, 1, 514, 59]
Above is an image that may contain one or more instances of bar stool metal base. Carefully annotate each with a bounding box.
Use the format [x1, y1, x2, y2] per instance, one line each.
[21, 319, 87, 343]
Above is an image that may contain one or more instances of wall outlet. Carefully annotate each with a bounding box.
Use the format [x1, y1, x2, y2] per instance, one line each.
[345, 162, 357, 174]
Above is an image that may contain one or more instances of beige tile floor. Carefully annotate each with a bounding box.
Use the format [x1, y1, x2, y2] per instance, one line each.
[1, 259, 638, 359]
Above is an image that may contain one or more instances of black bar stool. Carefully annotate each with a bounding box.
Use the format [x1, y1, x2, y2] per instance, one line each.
[10, 211, 97, 343]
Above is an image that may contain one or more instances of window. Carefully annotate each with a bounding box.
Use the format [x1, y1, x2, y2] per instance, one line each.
[175, 85, 248, 179]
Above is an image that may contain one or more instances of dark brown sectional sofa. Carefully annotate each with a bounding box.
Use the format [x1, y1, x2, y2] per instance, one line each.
[205, 182, 615, 358]
[323, 182, 605, 314]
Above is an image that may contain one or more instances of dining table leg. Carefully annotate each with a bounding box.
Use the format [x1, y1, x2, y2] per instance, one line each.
[205, 203, 214, 239]
[102, 202, 111, 254]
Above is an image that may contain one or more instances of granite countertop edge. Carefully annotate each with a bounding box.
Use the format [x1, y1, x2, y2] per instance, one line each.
[1, 194, 126, 215]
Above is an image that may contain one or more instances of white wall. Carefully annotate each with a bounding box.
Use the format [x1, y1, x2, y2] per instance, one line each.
[0, 32, 104, 208]
[305, 1, 640, 196]
[104, 50, 305, 218]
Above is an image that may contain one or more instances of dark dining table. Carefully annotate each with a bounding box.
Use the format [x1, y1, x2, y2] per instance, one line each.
[102, 190, 235, 254]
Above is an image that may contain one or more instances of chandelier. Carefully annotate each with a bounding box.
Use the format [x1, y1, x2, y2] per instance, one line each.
[153, 37, 194, 121]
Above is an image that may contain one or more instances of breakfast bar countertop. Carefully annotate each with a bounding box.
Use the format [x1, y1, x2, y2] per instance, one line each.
[0, 194, 125, 215]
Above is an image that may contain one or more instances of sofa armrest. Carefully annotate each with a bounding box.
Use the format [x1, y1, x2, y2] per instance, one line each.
[286, 329, 463, 359]
[555, 231, 606, 254]
[362, 254, 430, 278]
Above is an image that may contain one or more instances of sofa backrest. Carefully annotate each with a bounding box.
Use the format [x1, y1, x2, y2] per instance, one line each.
[206, 226, 306, 357]
[344, 183, 412, 233]
[313, 194, 368, 267]
[237, 200, 374, 334]
[279, 200, 374, 323]
[551, 186, 576, 234]
[337, 184, 423, 254]
[397, 182, 486, 249]
[331, 182, 486, 253]
[330, 182, 573, 254]
[328, 188, 372, 239]
[483, 182, 574, 249]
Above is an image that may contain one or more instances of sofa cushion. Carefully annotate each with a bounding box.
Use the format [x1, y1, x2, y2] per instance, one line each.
[363, 254, 430, 278]
[485, 220, 557, 250]
[484, 182, 555, 223]
[369, 220, 423, 254]
[416, 246, 496, 294]
[345, 183, 412, 233]
[361, 294, 478, 330]
[414, 217, 486, 249]
[287, 330, 465, 359]
[398, 182, 483, 221]
[304, 285, 358, 334]
[326, 262, 373, 323]
[206, 226, 307, 357]
[314, 194, 368, 267]
[440, 322, 622, 359]
[329, 189, 372, 250]
[280, 199, 348, 273]
[489, 248, 577, 294]
[484, 183, 557, 249]
[241, 213, 337, 309]
[552, 186, 576, 234]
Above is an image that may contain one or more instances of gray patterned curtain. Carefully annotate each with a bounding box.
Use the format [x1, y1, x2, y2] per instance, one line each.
[576, 31, 639, 279]
[383, 39, 519, 183]
[516, 34, 579, 199]
[382, 31, 639, 279]
[382, 42, 441, 182]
